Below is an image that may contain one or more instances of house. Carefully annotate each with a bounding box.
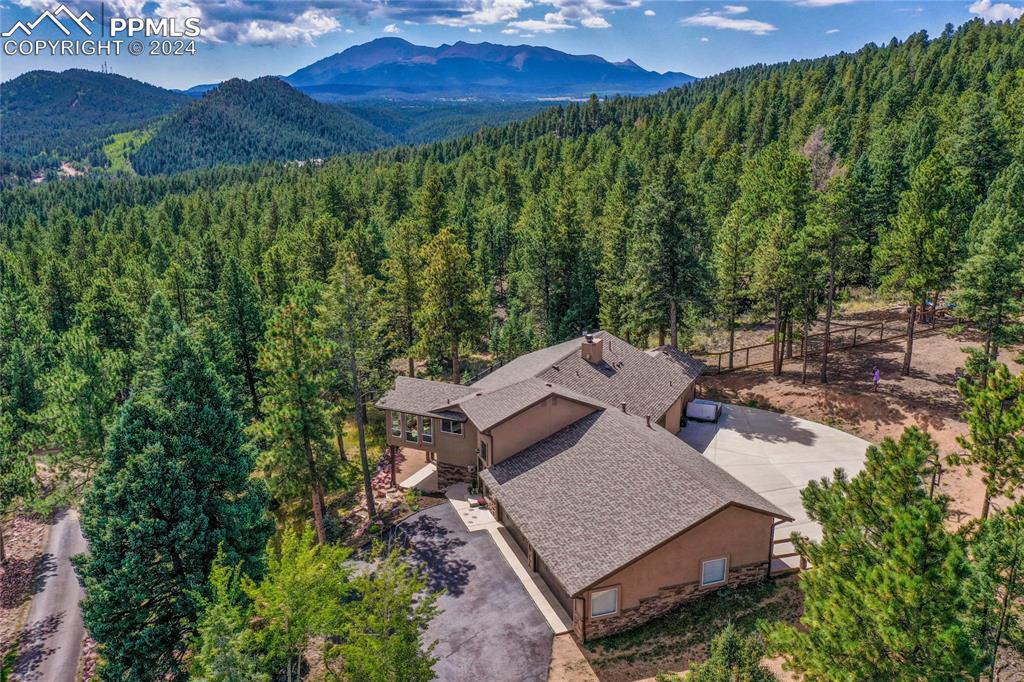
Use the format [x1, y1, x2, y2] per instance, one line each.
[376, 331, 792, 640]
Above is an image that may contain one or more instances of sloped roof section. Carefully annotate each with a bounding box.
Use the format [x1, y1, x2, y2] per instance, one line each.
[480, 408, 792, 596]
[648, 345, 705, 383]
[456, 378, 602, 433]
[472, 332, 699, 421]
[374, 376, 477, 420]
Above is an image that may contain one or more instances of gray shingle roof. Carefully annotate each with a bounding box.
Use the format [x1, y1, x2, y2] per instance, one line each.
[532, 332, 698, 420]
[479, 408, 792, 596]
[455, 378, 602, 432]
[374, 376, 477, 420]
[648, 345, 705, 383]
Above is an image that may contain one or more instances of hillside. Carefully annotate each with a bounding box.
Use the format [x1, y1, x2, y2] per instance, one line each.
[286, 37, 694, 100]
[0, 69, 188, 174]
[129, 77, 394, 176]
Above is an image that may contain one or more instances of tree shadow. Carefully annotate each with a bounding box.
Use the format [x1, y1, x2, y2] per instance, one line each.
[393, 512, 475, 597]
[12, 612, 64, 680]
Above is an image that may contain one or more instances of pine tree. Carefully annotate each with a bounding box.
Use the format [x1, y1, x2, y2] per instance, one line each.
[687, 624, 774, 682]
[414, 228, 489, 384]
[321, 251, 391, 520]
[951, 364, 1024, 520]
[963, 503, 1024, 681]
[766, 427, 981, 680]
[805, 174, 864, 383]
[39, 325, 124, 485]
[255, 288, 341, 544]
[326, 544, 439, 682]
[190, 549, 268, 682]
[955, 162, 1024, 360]
[244, 528, 353, 681]
[382, 216, 425, 377]
[81, 329, 271, 681]
[216, 256, 266, 418]
[875, 148, 974, 375]
[0, 411, 35, 563]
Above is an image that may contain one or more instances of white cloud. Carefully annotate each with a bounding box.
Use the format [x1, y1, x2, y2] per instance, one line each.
[383, 23, 400, 32]
[825, 27, 840, 33]
[501, 27, 520, 33]
[680, 7, 776, 34]
[794, 0, 855, 6]
[507, 14, 576, 31]
[644, 8, 656, 15]
[722, 5, 749, 14]
[968, 0, 1024, 20]
[582, 14, 611, 27]
[700, 36, 710, 42]
[469, 26, 482, 31]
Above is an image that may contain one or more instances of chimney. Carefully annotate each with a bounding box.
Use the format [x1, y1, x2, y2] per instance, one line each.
[645, 414, 652, 428]
[620, 402, 627, 413]
[581, 332, 604, 365]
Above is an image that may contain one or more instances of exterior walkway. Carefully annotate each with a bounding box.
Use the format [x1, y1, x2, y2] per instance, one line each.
[679, 404, 869, 568]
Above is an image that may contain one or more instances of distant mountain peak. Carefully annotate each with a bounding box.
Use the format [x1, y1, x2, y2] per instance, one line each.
[285, 38, 694, 101]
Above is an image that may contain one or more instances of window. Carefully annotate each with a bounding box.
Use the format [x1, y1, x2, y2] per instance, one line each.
[421, 417, 433, 444]
[701, 557, 728, 586]
[404, 414, 418, 443]
[440, 419, 463, 436]
[390, 412, 401, 437]
[590, 587, 619, 618]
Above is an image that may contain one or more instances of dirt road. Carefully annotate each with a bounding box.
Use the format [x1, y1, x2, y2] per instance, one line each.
[13, 510, 87, 682]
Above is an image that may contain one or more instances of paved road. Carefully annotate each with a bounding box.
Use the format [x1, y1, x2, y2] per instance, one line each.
[398, 503, 553, 682]
[14, 509, 87, 682]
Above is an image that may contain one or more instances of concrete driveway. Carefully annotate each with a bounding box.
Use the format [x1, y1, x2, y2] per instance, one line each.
[679, 405, 869, 556]
[397, 503, 553, 682]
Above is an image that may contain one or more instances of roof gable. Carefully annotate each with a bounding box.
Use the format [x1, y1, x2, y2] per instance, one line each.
[479, 408, 791, 596]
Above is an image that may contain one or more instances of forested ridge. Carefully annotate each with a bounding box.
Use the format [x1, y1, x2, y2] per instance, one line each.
[2, 17, 1024, 681]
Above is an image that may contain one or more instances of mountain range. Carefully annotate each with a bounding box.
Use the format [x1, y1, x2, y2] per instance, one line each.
[283, 38, 694, 101]
[1, 38, 695, 179]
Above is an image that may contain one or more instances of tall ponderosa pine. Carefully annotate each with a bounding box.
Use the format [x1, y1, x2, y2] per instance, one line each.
[81, 329, 271, 681]
[876, 148, 974, 375]
[0, 411, 35, 563]
[955, 162, 1024, 360]
[766, 427, 981, 680]
[382, 217, 425, 377]
[687, 624, 774, 682]
[321, 252, 392, 520]
[256, 288, 342, 543]
[414, 228, 489, 384]
[963, 503, 1024, 681]
[952, 364, 1024, 521]
[216, 256, 266, 418]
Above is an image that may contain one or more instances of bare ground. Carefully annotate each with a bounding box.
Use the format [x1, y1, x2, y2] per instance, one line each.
[702, 326, 1022, 524]
[0, 515, 50, 672]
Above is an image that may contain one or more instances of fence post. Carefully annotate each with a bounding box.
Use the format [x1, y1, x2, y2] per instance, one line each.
[717, 353, 722, 374]
[746, 347, 750, 367]
[880, 320, 884, 341]
[852, 327, 857, 347]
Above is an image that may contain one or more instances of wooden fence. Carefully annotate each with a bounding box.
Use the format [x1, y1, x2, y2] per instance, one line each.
[693, 314, 956, 375]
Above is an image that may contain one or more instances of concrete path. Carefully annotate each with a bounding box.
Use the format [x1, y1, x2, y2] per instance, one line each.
[13, 509, 87, 682]
[680, 405, 869, 565]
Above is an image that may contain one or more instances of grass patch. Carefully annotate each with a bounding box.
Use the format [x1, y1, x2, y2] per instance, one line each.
[102, 128, 153, 174]
[585, 578, 802, 672]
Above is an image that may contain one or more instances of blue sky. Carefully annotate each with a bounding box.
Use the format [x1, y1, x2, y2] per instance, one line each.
[1, 1, 1021, 89]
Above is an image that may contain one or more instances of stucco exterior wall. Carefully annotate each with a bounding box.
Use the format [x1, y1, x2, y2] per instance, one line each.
[586, 504, 773, 609]
[488, 396, 598, 465]
[384, 409, 479, 466]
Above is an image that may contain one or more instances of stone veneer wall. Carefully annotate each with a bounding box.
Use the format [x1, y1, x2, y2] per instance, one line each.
[437, 460, 474, 489]
[578, 561, 769, 641]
